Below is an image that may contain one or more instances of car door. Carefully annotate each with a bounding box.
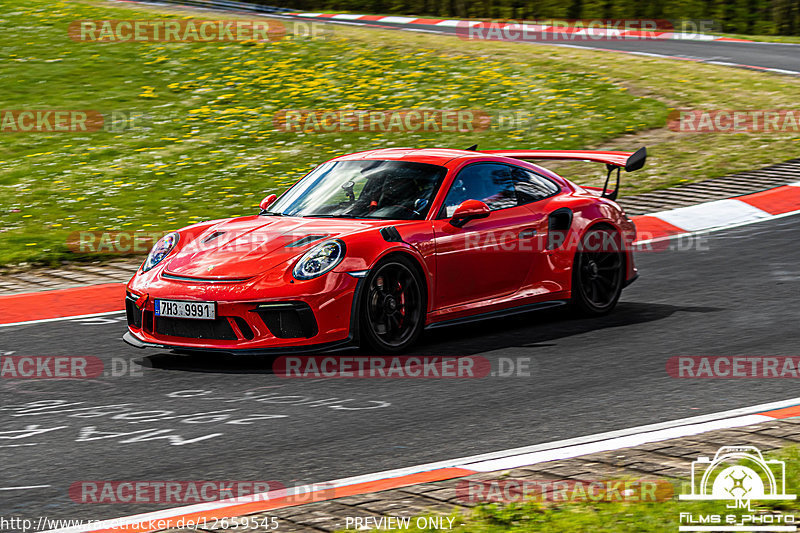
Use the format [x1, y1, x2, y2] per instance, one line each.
[509, 165, 566, 291]
[431, 162, 551, 310]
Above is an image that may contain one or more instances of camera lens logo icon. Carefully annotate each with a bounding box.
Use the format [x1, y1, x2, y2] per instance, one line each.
[680, 445, 795, 503]
[715, 465, 759, 499]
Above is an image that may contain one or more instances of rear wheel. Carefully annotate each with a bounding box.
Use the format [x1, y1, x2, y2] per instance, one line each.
[360, 256, 425, 353]
[570, 227, 625, 316]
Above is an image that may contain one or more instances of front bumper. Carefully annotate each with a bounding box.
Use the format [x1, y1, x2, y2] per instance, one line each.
[124, 269, 363, 353]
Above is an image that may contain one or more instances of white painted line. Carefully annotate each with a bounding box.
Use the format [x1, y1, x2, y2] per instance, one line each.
[435, 19, 477, 27]
[518, 24, 550, 32]
[377, 16, 417, 24]
[652, 199, 772, 232]
[673, 33, 716, 40]
[322, 20, 367, 27]
[790, 181, 800, 187]
[331, 14, 364, 20]
[400, 28, 442, 34]
[0, 485, 51, 491]
[768, 68, 800, 75]
[740, 40, 800, 47]
[629, 51, 672, 58]
[294, 12, 322, 17]
[434, 395, 800, 470]
[0, 310, 125, 329]
[45, 396, 800, 533]
[463, 415, 770, 472]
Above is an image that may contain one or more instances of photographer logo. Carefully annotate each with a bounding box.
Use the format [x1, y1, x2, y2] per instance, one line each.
[678, 445, 796, 532]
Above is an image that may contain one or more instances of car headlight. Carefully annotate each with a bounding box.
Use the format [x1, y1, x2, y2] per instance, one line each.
[293, 239, 346, 280]
[142, 232, 179, 272]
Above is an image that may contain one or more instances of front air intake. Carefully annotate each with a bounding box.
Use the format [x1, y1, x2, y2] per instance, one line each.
[125, 294, 142, 328]
[155, 316, 237, 340]
[255, 302, 318, 339]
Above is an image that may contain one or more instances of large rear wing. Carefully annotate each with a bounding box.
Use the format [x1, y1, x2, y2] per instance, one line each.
[482, 147, 647, 201]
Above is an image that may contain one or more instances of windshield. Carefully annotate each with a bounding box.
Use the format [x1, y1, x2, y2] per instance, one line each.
[265, 160, 447, 220]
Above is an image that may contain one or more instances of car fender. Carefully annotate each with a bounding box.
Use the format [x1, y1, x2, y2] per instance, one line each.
[334, 224, 435, 312]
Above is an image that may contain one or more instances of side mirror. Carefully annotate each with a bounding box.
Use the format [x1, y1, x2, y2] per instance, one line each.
[259, 194, 277, 211]
[450, 199, 490, 228]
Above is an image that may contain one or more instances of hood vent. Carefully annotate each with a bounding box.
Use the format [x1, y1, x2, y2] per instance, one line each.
[201, 230, 226, 244]
[286, 234, 327, 248]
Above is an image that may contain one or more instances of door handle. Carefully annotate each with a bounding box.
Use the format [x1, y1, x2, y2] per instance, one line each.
[519, 228, 537, 239]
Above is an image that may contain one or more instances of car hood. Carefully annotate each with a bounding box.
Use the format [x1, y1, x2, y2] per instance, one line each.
[164, 215, 385, 279]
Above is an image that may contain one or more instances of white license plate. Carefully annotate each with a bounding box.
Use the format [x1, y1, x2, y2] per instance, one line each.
[155, 299, 216, 320]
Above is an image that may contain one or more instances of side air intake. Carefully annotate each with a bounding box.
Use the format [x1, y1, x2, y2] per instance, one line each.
[548, 208, 573, 250]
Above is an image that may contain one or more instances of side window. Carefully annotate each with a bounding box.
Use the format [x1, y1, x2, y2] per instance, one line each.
[511, 166, 560, 205]
[440, 163, 517, 217]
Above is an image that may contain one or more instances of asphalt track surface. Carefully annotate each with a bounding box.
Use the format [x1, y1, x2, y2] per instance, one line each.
[2, 213, 800, 526]
[288, 17, 800, 73]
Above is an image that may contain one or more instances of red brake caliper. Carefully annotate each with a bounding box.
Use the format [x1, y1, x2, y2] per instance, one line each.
[396, 280, 405, 326]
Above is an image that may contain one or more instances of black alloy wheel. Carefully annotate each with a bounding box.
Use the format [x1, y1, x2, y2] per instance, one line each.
[360, 257, 424, 352]
[570, 227, 625, 315]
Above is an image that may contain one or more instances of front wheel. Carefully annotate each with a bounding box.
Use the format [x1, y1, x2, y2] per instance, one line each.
[570, 227, 625, 316]
[360, 257, 425, 353]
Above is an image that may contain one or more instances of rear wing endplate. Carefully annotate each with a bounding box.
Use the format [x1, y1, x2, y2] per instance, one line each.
[483, 147, 647, 201]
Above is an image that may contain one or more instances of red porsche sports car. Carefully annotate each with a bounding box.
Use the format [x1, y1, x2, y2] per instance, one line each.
[124, 146, 644, 353]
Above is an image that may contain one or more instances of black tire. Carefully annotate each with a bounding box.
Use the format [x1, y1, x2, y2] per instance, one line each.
[570, 227, 625, 316]
[360, 256, 425, 353]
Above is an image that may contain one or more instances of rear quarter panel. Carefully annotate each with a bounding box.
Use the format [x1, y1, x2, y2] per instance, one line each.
[541, 193, 637, 289]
